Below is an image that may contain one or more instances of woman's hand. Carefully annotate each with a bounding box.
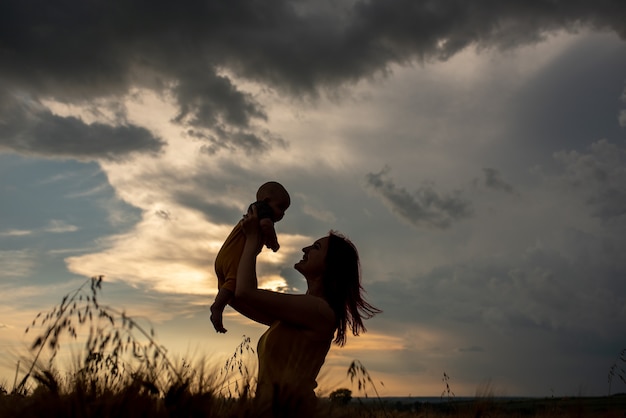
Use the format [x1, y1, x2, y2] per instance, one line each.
[235, 204, 263, 302]
[242, 205, 263, 252]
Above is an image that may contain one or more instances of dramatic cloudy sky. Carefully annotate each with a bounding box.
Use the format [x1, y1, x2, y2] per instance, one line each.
[2, 0, 626, 397]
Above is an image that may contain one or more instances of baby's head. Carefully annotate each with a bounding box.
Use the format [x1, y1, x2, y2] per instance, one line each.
[257, 181, 291, 222]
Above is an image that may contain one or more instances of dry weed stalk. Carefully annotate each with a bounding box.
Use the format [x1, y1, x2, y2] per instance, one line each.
[218, 335, 255, 398]
[441, 371, 455, 401]
[608, 348, 626, 395]
[347, 359, 389, 417]
[16, 275, 182, 394]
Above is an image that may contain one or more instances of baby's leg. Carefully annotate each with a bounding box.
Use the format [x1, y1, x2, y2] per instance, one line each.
[210, 287, 233, 333]
[210, 304, 227, 333]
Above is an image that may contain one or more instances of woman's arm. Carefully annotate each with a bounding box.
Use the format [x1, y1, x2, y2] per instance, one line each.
[229, 298, 274, 327]
[235, 208, 335, 334]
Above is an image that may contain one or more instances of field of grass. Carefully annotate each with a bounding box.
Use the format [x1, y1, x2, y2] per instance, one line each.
[3, 385, 626, 417]
[2, 276, 625, 417]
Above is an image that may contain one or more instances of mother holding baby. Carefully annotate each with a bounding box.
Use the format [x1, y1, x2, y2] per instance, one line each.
[232, 205, 381, 417]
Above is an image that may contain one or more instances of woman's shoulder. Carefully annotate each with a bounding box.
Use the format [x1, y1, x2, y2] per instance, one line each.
[261, 293, 336, 337]
[275, 294, 335, 336]
[312, 295, 335, 322]
[308, 295, 336, 337]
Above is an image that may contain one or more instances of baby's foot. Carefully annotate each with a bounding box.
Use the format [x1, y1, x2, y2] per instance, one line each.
[210, 304, 227, 333]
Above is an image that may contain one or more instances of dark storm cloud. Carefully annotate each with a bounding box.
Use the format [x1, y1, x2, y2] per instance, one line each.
[553, 139, 626, 221]
[365, 167, 472, 229]
[371, 242, 625, 336]
[349, 0, 626, 58]
[2, 0, 625, 158]
[368, 142, 626, 336]
[171, 68, 267, 130]
[3, 0, 625, 88]
[0, 1, 279, 157]
[1, 0, 625, 159]
[0, 91, 164, 160]
[194, 126, 287, 155]
[509, 35, 626, 159]
[482, 168, 515, 194]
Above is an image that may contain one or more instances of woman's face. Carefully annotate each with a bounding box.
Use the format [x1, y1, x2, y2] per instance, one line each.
[294, 237, 329, 278]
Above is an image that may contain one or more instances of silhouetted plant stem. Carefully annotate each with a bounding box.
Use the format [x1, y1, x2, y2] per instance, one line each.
[347, 359, 389, 417]
[441, 371, 455, 401]
[219, 335, 255, 398]
[17, 276, 95, 392]
[608, 348, 626, 395]
[17, 275, 183, 394]
[12, 360, 20, 393]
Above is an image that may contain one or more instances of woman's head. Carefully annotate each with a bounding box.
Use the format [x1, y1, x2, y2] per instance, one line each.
[294, 236, 329, 279]
[321, 231, 381, 346]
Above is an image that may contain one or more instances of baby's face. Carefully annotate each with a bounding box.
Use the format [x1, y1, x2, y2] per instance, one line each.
[267, 195, 290, 222]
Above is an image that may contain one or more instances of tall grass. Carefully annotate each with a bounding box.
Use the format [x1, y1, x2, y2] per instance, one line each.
[1, 276, 624, 417]
[3, 276, 257, 417]
[608, 348, 626, 396]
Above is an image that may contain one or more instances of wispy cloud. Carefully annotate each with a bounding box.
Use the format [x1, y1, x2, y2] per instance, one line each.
[0, 222, 78, 237]
[301, 204, 337, 223]
[0, 250, 35, 278]
[43, 220, 79, 233]
[482, 168, 515, 194]
[65, 182, 111, 198]
[552, 139, 626, 220]
[0, 229, 32, 237]
[365, 167, 473, 229]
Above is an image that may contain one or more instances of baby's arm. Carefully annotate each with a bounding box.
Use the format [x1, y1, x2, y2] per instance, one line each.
[259, 218, 279, 252]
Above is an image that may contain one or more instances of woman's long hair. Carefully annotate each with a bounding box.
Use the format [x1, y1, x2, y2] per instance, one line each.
[322, 231, 381, 346]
